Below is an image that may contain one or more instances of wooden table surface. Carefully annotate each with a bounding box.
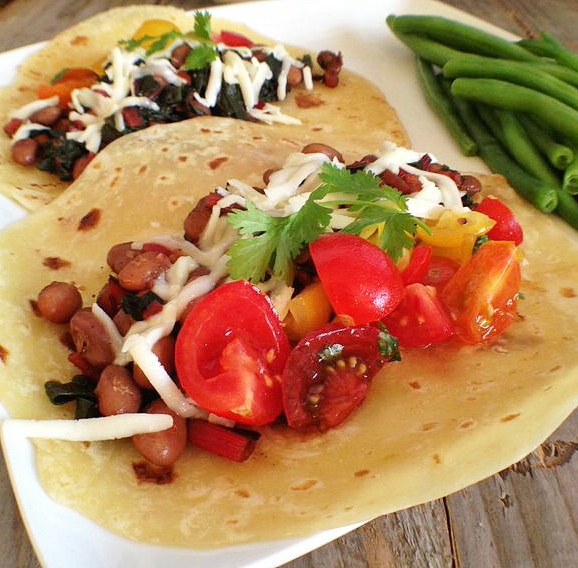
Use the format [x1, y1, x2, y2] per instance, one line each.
[1, 0, 578, 566]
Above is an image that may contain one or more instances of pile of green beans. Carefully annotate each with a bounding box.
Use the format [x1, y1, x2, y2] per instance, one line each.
[386, 13, 578, 229]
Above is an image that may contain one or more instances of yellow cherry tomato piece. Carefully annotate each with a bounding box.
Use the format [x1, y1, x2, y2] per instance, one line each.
[283, 281, 333, 342]
[417, 210, 496, 264]
[132, 19, 181, 48]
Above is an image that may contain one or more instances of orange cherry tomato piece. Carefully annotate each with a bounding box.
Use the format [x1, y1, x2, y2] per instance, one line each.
[38, 68, 99, 105]
[441, 240, 521, 343]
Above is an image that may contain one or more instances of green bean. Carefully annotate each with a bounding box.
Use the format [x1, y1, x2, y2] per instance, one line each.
[562, 147, 578, 194]
[386, 28, 462, 67]
[386, 14, 538, 62]
[532, 61, 578, 89]
[443, 54, 578, 112]
[449, 97, 558, 213]
[555, 188, 578, 229]
[516, 114, 574, 170]
[519, 31, 578, 74]
[451, 78, 578, 147]
[479, 107, 560, 186]
[414, 56, 478, 156]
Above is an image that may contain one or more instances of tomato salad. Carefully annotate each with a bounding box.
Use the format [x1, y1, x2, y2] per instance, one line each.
[36, 141, 524, 467]
[4, 12, 342, 181]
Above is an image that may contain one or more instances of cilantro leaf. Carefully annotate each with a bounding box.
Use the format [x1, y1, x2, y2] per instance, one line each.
[194, 11, 213, 43]
[145, 31, 184, 55]
[315, 163, 426, 262]
[226, 163, 425, 284]
[227, 198, 332, 283]
[377, 323, 401, 362]
[184, 44, 218, 70]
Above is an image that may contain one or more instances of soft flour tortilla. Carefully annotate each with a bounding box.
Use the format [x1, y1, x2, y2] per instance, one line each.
[0, 4, 407, 210]
[1, 117, 578, 548]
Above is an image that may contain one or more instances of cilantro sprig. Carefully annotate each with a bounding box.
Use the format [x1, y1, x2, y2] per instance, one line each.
[227, 163, 428, 284]
[118, 11, 218, 69]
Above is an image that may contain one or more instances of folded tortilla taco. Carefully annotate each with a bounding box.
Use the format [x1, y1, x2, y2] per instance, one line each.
[0, 4, 406, 211]
[1, 115, 578, 549]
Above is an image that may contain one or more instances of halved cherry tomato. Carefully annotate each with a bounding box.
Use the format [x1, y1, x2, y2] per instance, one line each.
[441, 241, 521, 343]
[423, 255, 460, 293]
[476, 196, 524, 245]
[38, 68, 99, 105]
[282, 323, 387, 432]
[213, 29, 255, 48]
[401, 245, 433, 285]
[175, 280, 291, 425]
[309, 233, 404, 324]
[381, 283, 454, 348]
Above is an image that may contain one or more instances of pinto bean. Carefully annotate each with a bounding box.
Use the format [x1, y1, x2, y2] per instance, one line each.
[69, 308, 115, 369]
[183, 193, 221, 243]
[106, 242, 139, 274]
[133, 334, 175, 389]
[132, 399, 187, 467]
[11, 138, 39, 166]
[95, 364, 142, 416]
[301, 143, 344, 163]
[117, 250, 171, 291]
[459, 174, 482, 195]
[262, 168, 279, 185]
[287, 65, 303, 87]
[29, 105, 63, 126]
[36, 281, 82, 324]
[317, 50, 343, 73]
[170, 43, 192, 69]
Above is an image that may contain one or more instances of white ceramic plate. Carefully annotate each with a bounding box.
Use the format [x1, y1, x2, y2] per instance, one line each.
[0, 0, 506, 566]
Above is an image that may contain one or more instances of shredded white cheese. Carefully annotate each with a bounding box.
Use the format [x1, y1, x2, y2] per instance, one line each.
[2, 413, 173, 441]
[10, 33, 313, 155]
[9, 95, 59, 120]
[123, 334, 205, 418]
[12, 122, 49, 142]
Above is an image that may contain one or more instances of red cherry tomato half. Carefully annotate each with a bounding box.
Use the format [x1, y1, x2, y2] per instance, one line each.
[212, 29, 255, 48]
[441, 240, 521, 343]
[423, 255, 461, 293]
[175, 280, 290, 425]
[476, 196, 523, 245]
[282, 323, 387, 432]
[382, 283, 454, 348]
[309, 232, 404, 324]
[402, 244, 433, 285]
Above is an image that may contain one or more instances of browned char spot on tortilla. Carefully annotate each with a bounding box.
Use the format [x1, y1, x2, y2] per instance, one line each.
[42, 256, 71, 270]
[290, 479, 319, 491]
[560, 287, 577, 298]
[354, 469, 370, 477]
[208, 156, 229, 170]
[0, 344, 8, 364]
[132, 461, 175, 485]
[77, 208, 101, 231]
[71, 35, 89, 46]
[294, 92, 324, 109]
[501, 413, 521, 423]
